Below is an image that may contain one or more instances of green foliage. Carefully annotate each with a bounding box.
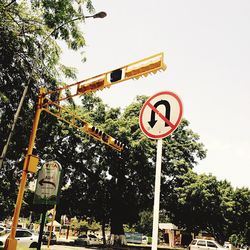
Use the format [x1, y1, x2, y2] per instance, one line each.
[229, 233, 248, 247]
[163, 171, 250, 244]
[228, 188, 250, 245]
[134, 210, 153, 236]
[70, 218, 101, 235]
[1, 2, 249, 244]
[167, 171, 225, 237]
[35, 94, 207, 238]
[0, 0, 95, 219]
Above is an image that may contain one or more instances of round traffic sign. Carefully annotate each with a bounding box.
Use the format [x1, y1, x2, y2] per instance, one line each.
[139, 91, 183, 139]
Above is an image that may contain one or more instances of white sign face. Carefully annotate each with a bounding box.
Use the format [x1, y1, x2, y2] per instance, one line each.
[33, 161, 62, 205]
[139, 91, 183, 139]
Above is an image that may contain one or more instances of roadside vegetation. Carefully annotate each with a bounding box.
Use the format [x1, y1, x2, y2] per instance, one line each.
[0, 0, 249, 248]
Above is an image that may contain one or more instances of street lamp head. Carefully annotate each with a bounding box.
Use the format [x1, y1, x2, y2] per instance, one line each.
[93, 11, 107, 18]
[86, 11, 107, 19]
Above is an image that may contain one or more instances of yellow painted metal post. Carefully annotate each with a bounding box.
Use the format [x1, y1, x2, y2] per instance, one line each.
[5, 88, 45, 250]
[47, 205, 57, 248]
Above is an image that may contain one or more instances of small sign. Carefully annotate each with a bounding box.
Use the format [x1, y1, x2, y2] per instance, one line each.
[139, 91, 183, 139]
[33, 160, 62, 205]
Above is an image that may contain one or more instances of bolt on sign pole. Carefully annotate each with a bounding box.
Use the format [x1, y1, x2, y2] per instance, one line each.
[139, 91, 183, 250]
[4, 89, 45, 250]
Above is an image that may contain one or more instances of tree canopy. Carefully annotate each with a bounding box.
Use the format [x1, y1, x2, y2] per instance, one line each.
[0, 0, 95, 218]
[0, 1, 249, 246]
[29, 94, 207, 238]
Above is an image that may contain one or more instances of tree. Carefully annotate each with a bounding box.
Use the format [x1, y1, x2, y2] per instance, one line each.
[47, 92, 249, 246]
[134, 209, 169, 236]
[229, 187, 250, 246]
[165, 170, 250, 244]
[69, 218, 101, 236]
[165, 171, 226, 241]
[0, 0, 95, 218]
[0, 3, 209, 240]
[39, 94, 206, 245]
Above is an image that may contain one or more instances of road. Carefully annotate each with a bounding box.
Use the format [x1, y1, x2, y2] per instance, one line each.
[41, 239, 105, 250]
[41, 245, 101, 250]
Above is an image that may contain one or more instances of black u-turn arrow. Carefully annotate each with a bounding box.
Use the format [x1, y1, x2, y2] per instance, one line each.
[39, 178, 56, 188]
[148, 100, 170, 128]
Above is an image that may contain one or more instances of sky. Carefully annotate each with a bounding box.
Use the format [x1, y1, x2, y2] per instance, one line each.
[60, 0, 250, 189]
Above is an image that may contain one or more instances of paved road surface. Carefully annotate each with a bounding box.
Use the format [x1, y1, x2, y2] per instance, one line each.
[41, 245, 90, 250]
[41, 244, 104, 250]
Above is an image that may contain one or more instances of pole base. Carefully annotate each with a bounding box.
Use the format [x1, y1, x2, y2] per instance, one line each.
[4, 238, 17, 250]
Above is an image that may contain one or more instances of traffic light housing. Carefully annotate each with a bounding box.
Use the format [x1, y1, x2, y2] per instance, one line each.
[87, 126, 109, 142]
[108, 138, 125, 151]
[76, 52, 166, 95]
[77, 75, 105, 94]
[125, 53, 166, 79]
[110, 68, 123, 82]
[84, 125, 124, 152]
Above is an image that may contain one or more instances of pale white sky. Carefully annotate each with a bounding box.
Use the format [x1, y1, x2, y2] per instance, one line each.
[61, 0, 250, 189]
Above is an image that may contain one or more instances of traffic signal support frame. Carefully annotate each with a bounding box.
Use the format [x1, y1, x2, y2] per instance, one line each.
[6, 52, 166, 250]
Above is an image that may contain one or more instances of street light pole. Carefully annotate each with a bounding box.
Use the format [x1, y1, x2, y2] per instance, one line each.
[0, 11, 107, 169]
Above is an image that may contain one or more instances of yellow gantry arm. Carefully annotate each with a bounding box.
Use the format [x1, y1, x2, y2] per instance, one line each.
[41, 98, 124, 151]
[76, 52, 166, 95]
[44, 52, 166, 103]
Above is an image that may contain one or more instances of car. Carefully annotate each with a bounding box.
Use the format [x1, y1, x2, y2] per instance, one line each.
[0, 222, 6, 227]
[239, 246, 249, 250]
[0, 226, 5, 232]
[189, 239, 225, 250]
[0, 228, 39, 248]
[0, 229, 11, 248]
[42, 231, 57, 245]
[75, 234, 101, 246]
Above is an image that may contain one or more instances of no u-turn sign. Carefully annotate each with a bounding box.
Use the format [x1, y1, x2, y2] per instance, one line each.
[139, 91, 183, 139]
[139, 91, 183, 250]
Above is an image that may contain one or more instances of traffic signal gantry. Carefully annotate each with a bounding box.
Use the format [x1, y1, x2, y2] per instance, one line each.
[41, 52, 166, 151]
[5, 53, 166, 250]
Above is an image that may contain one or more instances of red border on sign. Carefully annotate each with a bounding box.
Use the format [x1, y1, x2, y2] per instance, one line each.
[139, 91, 183, 139]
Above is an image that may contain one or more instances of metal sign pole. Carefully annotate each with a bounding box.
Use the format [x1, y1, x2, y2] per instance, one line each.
[47, 204, 57, 248]
[151, 138, 163, 250]
[38, 207, 47, 250]
[139, 91, 183, 250]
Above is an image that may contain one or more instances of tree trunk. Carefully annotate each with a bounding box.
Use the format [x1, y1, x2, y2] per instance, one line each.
[109, 177, 127, 246]
[110, 215, 127, 246]
[102, 220, 107, 245]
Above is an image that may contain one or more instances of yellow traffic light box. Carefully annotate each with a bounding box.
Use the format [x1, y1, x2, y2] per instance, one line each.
[25, 154, 39, 173]
[77, 52, 166, 95]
